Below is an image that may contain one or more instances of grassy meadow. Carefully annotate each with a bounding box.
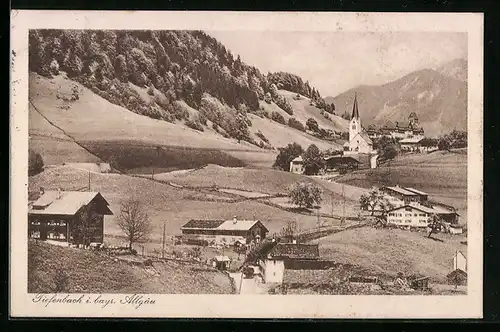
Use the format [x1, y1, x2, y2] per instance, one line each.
[28, 240, 232, 294]
[317, 226, 467, 283]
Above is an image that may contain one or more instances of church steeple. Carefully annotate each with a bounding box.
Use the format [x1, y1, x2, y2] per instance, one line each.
[351, 92, 360, 119]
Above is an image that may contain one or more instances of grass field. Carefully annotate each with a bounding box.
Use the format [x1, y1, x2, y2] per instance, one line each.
[28, 240, 232, 294]
[317, 226, 467, 283]
[336, 150, 468, 224]
[29, 165, 332, 238]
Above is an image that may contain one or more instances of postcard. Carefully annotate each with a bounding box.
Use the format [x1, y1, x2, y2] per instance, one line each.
[10, 10, 483, 318]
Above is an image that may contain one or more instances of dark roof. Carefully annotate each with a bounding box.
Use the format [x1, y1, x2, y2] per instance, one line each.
[351, 93, 360, 119]
[324, 156, 361, 164]
[181, 219, 225, 229]
[268, 243, 320, 260]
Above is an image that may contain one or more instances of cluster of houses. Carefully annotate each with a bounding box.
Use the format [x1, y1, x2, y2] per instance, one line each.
[289, 94, 438, 176]
[375, 185, 462, 233]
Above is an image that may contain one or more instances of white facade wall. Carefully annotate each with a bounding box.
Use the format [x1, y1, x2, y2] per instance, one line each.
[259, 259, 285, 283]
[290, 162, 304, 174]
[387, 206, 430, 228]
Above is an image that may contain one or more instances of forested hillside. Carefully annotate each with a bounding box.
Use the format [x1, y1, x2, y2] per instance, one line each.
[29, 30, 340, 147]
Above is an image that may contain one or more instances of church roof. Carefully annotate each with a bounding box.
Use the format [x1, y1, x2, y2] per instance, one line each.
[351, 92, 360, 119]
[352, 132, 373, 145]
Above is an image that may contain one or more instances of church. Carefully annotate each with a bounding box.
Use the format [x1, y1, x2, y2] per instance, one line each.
[343, 93, 374, 154]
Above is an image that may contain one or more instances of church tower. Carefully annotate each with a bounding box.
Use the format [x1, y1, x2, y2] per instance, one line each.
[349, 92, 362, 142]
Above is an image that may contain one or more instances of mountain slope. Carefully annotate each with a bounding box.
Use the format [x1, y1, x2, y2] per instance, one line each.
[327, 59, 467, 137]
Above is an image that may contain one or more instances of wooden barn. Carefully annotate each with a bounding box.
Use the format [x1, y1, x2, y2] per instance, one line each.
[28, 189, 113, 246]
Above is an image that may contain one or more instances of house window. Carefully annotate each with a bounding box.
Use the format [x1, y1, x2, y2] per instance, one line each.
[60, 221, 67, 226]
[414, 213, 418, 217]
[405, 213, 412, 217]
[352, 124, 356, 130]
[30, 231, 40, 239]
[405, 220, 412, 223]
[31, 221, 41, 226]
[398, 213, 402, 217]
[405, 207, 412, 212]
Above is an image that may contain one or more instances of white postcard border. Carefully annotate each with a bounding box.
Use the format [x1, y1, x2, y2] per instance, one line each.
[10, 10, 483, 319]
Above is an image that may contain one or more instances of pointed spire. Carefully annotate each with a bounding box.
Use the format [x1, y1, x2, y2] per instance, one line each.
[351, 92, 360, 119]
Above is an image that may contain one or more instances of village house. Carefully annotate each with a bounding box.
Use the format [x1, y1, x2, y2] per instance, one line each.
[257, 242, 320, 284]
[399, 136, 425, 152]
[380, 185, 428, 207]
[180, 217, 269, 246]
[324, 155, 360, 172]
[28, 189, 113, 246]
[289, 156, 304, 174]
[386, 204, 460, 228]
[344, 93, 374, 155]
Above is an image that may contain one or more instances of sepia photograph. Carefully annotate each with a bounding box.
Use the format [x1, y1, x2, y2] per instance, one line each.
[10, 11, 483, 318]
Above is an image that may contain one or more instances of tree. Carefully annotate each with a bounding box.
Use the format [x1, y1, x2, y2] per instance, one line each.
[117, 199, 153, 249]
[72, 204, 99, 247]
[280, 220, 300, 243]
[273, 142, 303, 171]
[375, 136, 398, 161]
[359, 189, 390, 216]
[306, 118, 319, 132]
[438, 138, 451, 151]
[427, 214, 444, 238]
[288, 182, 323, 209]
[302, 144, 325, 175]
[28, 149, 44, 176]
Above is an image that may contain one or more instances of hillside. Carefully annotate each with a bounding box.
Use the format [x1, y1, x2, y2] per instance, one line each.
[318, 226, 466, 283]
[327, 59, 467, 137]
[28, 240, 232, 294]
[28, 29, 344, 162]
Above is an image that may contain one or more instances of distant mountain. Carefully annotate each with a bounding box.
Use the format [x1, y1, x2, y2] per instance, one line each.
[436, 58, 467, 82]
[326, 59, 467, 137]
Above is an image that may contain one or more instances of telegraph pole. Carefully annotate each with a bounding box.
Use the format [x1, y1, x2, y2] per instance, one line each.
[162, 222, 166, 259]
[88, 170, 91, 191]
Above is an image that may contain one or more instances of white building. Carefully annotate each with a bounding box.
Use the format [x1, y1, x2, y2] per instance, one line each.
[257, 242, 320, 284]
[399, 136, 425, 152]
[289, 156, 304, 174]
[386, 204, 460, 228]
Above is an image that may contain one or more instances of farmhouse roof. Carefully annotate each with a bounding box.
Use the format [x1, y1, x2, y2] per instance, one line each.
[213, 256, 231, 262]
[383, 186, 419, 196]
[324, 155, 361, 164]
[404, 187, 428, 196]
[218, 219, 268, 232]
[181, 219, 269, 232]
[291, 156, 303, 163]
[268, 243, 320, 260]
[283, 269, 337, 285]
[29, 191, 113, 216]
[400, 137, 425, 144]
[388, 204, 458, 216]
[181, 219, 226, 229]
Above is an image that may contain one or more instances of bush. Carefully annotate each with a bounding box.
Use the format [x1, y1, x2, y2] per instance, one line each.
[271, 111, 286, 125]
[256, 130, 270, 144]
[28, 149, 44, 176]
[288, 117, 305, 132]
[147, 85, 154, 96]
[275, 95, 293, 115]
[198, 113, 208, 126]
[185, 119, 204, 132]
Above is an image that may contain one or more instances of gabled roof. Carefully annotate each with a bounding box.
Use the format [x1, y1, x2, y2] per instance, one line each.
[324, 155, 361, 164]
[181, 219, 269, 232]
[181, 219, 225, 229]
[218, 219, 268, 232]
[382, 186, 418, 196]
[388, 204, 458, 215]
[404, 187, 428, 196]
[268, 243, 320, 260]
[400, 137, 424, 144]
[291, 156, 303, 163]
[29, 191, 113, 216]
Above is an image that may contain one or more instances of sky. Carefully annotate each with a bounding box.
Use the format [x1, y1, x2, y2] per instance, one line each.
[207, 31, 467, 97]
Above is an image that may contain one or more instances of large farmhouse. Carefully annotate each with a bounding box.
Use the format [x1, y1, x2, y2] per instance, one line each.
[380, 185, 428, 207]
[386, 204, 460, 228]
[180, 217, 269, 246]
[28, 189, 113, 246]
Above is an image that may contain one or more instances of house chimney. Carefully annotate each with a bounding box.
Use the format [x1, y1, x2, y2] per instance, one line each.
[233, 216, 237, 224]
